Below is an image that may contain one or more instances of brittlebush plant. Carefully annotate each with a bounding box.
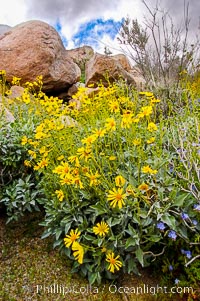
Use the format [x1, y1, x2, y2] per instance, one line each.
[1, 70, 200, 286]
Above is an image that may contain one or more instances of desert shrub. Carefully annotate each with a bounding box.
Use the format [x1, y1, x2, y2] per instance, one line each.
[18, 80, 200, 284]
[1, 69, 199, 287]
[118, 1, 200, 91]
[0, 73, 46, 221]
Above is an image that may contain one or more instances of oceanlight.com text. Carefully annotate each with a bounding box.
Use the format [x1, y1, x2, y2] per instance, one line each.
[36, 283, 193, 295]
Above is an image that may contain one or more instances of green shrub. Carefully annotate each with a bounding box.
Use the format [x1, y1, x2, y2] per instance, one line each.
[1, 70, 199, 288]
[20, 82, 200, 284]
[0, 96, 46, 221]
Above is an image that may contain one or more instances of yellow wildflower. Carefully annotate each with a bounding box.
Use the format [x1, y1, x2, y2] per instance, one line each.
[93, 221, 109, 237]
[55, 189, 64, 202]
[53, 165, 64, 175]
[81, 134, 97, 145]
[132, 117, 140, 123]
[106, 252, 122, 273]
[133, 138, 142, 146]
[109, 156, 116, 161]
[28, 150, 37, 159]
[150, 98, 160, 104]
[120, 111, 133, 128]
[24, 160, 31, 167]
[60, 174, 73, 185]
[121, 116, 132, 129]
[39, 148, 49, 158]
[11, 76, 21, 85]
[22, 92, 31, 104]
[72, 168, 79, 176]
[33, 158, 49, 170]
[86, 171, 101, 186]
[92, 128, 107, 138]
[64, 228, 81, 248]
[21, 136, 28, 146]
[101, 247, 107, 253]
[139, 91, 154, 97]
[77, 147, 92, 161]
[68, 155, 80, 167]
[107, 187, 127, 209]
[81, 166, 90, 174]
[147, 122, 158, 132]
[28, 139, 38, 148]
[108, 100, 120, 113]
[72, 176, 84, 189]
[39, 157, 49, 168]
[60, 162, 71, 174]
[142, 165, 157, 175]
[35, 131, 46, 140]
[126, 185, 135, 196]
[115, 175, 126, 187]
[138, 106, 153, 118]
[105, 117, 116, 131]
[147, 137, 155, 144]
[138, 183, 149, 191]
[0, 70, 6, 76]
[72, 241, 84, 264]
[57, 155, 64, 161]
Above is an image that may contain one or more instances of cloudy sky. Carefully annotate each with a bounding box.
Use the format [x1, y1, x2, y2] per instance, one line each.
[0, 0, 199, 54]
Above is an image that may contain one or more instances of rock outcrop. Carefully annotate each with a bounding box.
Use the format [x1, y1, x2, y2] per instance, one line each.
[9, 86, 25, 99]
[67, 46, 94, 69]
[0, 20, 145, 95]
[0, 20, 81, 93]
[112, 54, 132, 71]
[0, 96, 14, 122]
[85, 53, 137, 87]
[129, 67, 146, 89]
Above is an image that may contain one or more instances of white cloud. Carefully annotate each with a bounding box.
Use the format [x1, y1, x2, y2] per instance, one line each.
[0, 0, 199, 55]
[0, 0, 27, 26]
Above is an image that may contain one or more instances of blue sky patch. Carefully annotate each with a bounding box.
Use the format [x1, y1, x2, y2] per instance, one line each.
[72, 18, 122, 48]
[53, 20, 68, 47]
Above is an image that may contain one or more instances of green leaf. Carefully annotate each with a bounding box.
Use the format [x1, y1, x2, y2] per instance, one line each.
[128, 175, 137, 187]
[53, 238, 63, 249]
[107, 217, 122, 227]
[85, 263, 93, 273]
[125, 237, 137, 249]
[173, 193, 190, 207]
[84, 234, 95, 241]
[142, 217, 152, 227]
[65, 222, 72, 234]
[132, 215, 140, 224]
[178, 225, 188, 239]
[88, 272, 98, 285]
[90, 204, 107, 216]
[135, 247, 144, 267]
[127, 224, 137, 236]
[55, 229, 63, 240]
[97, 238, 104, 247]
[41, 230, 52, 239]
[80, 190, 91, 200]
[80, 264, 87, 276]
[161, 213, 176, 230]
[139, 210, 147, 218]
[148, 235, 161, 242]
[127, 257, 137, 274]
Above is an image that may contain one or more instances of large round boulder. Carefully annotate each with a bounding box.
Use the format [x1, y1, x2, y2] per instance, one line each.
[0, 20, 81, 92]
